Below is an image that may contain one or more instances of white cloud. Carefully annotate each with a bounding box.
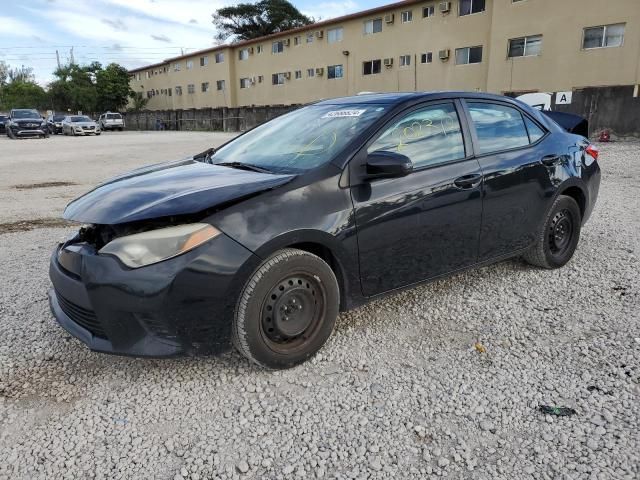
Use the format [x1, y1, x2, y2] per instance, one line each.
[0, 16, 42, 37]
[302, 0, 359, 21]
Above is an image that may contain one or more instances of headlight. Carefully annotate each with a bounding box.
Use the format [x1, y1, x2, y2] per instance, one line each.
[99, 223, 220, 268]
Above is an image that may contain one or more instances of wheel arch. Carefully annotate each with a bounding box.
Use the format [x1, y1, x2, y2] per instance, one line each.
[556, 180, 587, 221]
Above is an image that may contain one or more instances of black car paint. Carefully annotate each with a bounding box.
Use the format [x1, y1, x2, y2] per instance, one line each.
[49, 92, 601, 357]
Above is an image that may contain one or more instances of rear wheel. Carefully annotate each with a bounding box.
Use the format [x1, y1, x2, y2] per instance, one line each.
[523, 195, 581, 269]
[233, 248, 339, 369]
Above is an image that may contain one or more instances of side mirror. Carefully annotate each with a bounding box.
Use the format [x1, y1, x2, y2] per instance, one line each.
[366, 150, 413, 179]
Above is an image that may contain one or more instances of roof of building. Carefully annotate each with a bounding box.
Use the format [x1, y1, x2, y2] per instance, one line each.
[129, 0, 424, 73]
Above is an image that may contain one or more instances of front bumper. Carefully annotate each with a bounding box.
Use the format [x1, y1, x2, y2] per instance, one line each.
[49, 232, 259, 357]
[10, 127, 46, 137]
[73, 127, 99, 135]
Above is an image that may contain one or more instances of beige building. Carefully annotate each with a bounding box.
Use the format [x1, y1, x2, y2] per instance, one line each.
[129, 0, 640, 110]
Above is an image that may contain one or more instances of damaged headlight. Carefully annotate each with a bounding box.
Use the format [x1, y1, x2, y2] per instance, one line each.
[99, 223, 221, 268]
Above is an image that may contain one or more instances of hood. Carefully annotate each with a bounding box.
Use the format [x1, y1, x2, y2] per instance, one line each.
[64, 158, 295, 224]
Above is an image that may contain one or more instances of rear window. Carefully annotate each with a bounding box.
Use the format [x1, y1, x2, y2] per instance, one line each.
[106, 113, 122, 119]
[467, 102, 530, 154]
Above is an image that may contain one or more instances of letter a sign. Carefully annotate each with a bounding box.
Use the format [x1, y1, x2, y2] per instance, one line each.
[556, 91, 573, 105]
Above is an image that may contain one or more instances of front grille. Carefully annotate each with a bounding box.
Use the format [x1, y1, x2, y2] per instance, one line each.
[82, 126, 95, 130]
[55, 291, 107, 339]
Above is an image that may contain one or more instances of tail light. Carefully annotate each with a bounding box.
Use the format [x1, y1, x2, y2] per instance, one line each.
[585, 144, 599, 161]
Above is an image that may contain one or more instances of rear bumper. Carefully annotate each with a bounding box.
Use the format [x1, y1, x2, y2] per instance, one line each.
[48, 232, 259, 357]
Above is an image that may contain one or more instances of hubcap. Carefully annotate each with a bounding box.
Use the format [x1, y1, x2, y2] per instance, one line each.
[548, 209, 573, 255]
[261, 274, 324, 351]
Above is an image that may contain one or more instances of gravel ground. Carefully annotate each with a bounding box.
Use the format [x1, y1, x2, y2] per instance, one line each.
[0, 133, 638, 480]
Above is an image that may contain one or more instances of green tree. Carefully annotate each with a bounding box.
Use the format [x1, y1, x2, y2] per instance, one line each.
[127, 91, 149, 112]
[48, 63, 100, 113]
[96, 63, 131, 112]
[0, 81, 47, 110]
[212, 0, 313, 42]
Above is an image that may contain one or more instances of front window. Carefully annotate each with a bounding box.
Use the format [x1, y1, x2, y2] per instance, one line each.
[52, 114, 66, 121]
[508, 34, 542, 57]
[272, 41, 284, 54]
[363, 18, 383, 35]
[455, 46, 483, 64]
[583, 23, 625, 49]
[210, 103, 390, 173]
[327, 27, 343, 43]
[460, 0, 485, 16]
[363, 59, 381, 75]
[12, 109, 40, 119]
[327, 64, 343, 79]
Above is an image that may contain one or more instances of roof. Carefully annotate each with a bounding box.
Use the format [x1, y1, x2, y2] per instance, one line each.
[129, 0, 424, 73]
[315, 91, 525, 105]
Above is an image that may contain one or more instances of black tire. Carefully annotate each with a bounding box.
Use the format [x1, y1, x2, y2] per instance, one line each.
[7, 129, 15, 139]
[523, 195, 581, 269]
[233, 248, 339, 369]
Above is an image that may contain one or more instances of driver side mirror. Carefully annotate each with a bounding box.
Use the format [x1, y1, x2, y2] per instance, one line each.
[366, 150, 413, 179]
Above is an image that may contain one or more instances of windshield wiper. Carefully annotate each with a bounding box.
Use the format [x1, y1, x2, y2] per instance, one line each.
[216, 161, 273, 174]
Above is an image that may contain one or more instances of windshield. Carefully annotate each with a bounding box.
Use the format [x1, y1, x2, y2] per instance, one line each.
[211, 104, 389, 173]
[12, 110, 40, 119]
[70, 116, 92, 122]
[52, 115, 65, 121]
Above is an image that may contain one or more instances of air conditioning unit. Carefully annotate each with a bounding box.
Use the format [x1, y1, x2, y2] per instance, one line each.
[315, 67, 324, 75]
[439, 1, 451, 13]
[383, 57, 394, 67]
[283, 38, 290, 46]
[284, 72, 291, 79]
[248, 47, 254, 54]
[315, 30, 324, 38]
[439, 49, 450, 60]
[385, 13, 395, 23]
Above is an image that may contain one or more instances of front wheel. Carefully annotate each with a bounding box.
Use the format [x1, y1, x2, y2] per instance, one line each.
[523, 195, 581, 269]
[233, 248, 339, 369]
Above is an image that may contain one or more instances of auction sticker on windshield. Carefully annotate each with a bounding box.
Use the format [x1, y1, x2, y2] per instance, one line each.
[322, 109, 366, 118]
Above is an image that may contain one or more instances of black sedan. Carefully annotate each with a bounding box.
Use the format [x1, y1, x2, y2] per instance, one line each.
[49, 92, 600, 368]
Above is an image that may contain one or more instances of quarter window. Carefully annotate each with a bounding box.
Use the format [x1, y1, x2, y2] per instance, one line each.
[524, 116, 545, 143]
[368, 103, 466, 168]
[327, 64, 343, 79]
[583, 23, 625, 49]
[460, 0, 485, 15]
[363, 18, 383, 35]
[508, 35, 542, 57]
[467, 102, 530, 154]
[327, 27, 343, 43]
[456, 46, 483, 64]
[363, 59, 381, 75]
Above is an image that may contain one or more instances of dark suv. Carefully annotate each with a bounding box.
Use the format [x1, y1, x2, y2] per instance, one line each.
[6, 109, 48, 139]
[47, 114, 67, 135]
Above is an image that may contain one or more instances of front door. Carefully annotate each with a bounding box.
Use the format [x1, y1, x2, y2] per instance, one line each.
[351, 101, 483, 297]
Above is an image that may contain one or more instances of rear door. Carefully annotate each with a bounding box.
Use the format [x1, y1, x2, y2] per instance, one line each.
[351, 100, 483, 296]
[461, 99, 558, 261]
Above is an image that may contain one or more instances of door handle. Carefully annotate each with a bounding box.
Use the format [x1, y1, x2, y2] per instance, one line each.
[541, 154, 561, 166]
[453, 174, 482, 189]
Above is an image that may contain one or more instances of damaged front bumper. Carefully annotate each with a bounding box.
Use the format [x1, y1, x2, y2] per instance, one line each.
[48, 230, 259, 357]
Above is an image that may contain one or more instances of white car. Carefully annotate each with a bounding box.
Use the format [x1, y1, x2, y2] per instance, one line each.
[98, 112, 125, 131]
[62, 116, 101, 136]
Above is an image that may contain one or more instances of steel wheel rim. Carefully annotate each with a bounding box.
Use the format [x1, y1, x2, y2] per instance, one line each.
[548, 208, 574, 256]
[260, 272, 326, 354]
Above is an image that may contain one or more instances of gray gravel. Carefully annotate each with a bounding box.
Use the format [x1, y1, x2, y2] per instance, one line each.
[0, 134, 639, 479]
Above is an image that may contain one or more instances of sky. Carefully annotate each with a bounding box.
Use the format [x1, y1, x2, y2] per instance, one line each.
[0, 0, 390, 85]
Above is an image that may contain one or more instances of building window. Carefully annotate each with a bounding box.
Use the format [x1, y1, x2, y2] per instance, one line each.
[215, 52, 224, 63]
[239, 49, 249, 60]
[401, 11, 413, 23]
[306, 33, 314, 43]
[307, 68, 315, 77]
[201, 82, 210, 92]
[272, 73, 286, 85]
[145, 71, 150, 79]
[420, 52, 433, 63]
[186, 60, 194, 70]
[200, 56, 208, 66]
[583, 23, 625, 49]
[187, 84, 195, 94]
[399, 54, 411, 67]
[362, 59, 381, 75]
[460, 0, 485, 16]
[327, 27, 343, 43]
[294, 35, 302, 46]
[295, 70, 302, 79]
[175, 86, 182, 95]
[173, 63, 181, 72]
[455, 46, 483, 64]
[257, 75, 264, 83]
[508, 34, 542, 57]
[240, 78, 251, 89]
[423, 5, 435, 17]
[168, 88, 172, 96]
[272, 41, 284, 54]
[216, 80, 225, 91]
[256, 45, 263, 53]
[327, 64, 343, 79]
[363, 18, 383, 35]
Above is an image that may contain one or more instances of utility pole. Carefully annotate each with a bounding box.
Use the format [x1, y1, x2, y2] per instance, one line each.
[56, 50, 61, 69]
[70, 46, 75, 64]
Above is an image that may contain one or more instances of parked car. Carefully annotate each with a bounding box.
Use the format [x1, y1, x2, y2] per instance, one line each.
[62, 115, 101, 136]
[6, 109, 48, 139]
[47, 114, 67, 135]
[98, 112, 125, 131]
[0, 114, 9, 134]
[49, 92, 600, 369]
